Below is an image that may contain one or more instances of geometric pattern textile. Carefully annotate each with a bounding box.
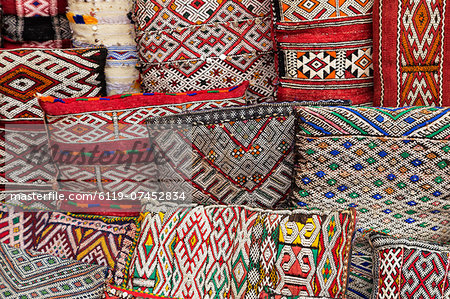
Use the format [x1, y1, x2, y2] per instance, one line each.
[0, 242, 108, 298]
[2, 14, 71, 42]
[147, 101, 350, 208]
[104, 285, 177, 299]
[0, 47, 107, 192]
[134, 0, 276, 101]
[346, 235, 375, 299]
[67, 0, 140, 95]
[272, 0, 375, 105]
[0, 0, 67, 17]
[293, 106, 450, 244]
[34, 212, 139, 285]
[0, 47, 107, 122]
[38, 83, 248, 195]
[370, 233, 450, 299]
[1, 125, 57, 190]
[0, 204, 42, 250]
[147, 103, 297, 208]
[128, 204, 356, 298]
[373, 0, 450, 107]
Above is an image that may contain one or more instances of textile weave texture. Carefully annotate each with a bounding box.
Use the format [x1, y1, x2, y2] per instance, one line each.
[38, 83, 248, 195]
[0, 47, 107, 121]
[134, 0, 276, 102]
[34, 212, 139, 285]
[370, 234, 449, 299]
[0, 47, 107, 193]
[2, 14, 71, 42]
[0, 242, 108, 298]
[147, 103, 296, 208]
[67, 0, 140, 95]
[104, 285, 177, 299]
[294, 106, 450, 244]
[271, 0, 374, 105]
[373, 0, 450, 107]
[0, 0, 67, 17]
[127, 204, 356, 298]
[0, 204, 47, 250]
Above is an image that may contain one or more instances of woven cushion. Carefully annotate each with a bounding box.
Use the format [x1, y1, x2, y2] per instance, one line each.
[0, 0, 67, 17]
[147, 100, 349, 208]
[2, 14, 71, 42]
[0, 204, 47, 250]
[34, 212, 139, 285]
[67, 0, 140, 95]
[147, 103, 296, 207]
[0, 47, 106, 121]
[373, 0, 450, 106]
[37, 83, 248, 195]
[134, 0, 276, 102]
[0, 242, 108, 298]
[127, 204, 356, 298]
[370, 234, 449, 298]
[0, 47, 107, 193]
[293, 106, 450, 244]
[105, 285, 176, 299]
[271, 0, 374, 104]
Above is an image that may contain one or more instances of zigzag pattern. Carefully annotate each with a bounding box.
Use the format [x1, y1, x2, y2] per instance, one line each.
[371, 234, 450, 299]
[128, 205, 355, 298]
[0, 243, 107, 298]
[147, 103, 296, 208]
[34, 212, 138, 285]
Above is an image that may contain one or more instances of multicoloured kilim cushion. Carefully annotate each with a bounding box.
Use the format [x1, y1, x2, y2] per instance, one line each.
[1, 47, 106, 122]
[271, 0, 374, 104]
[0, 242, 108, 298]
[346, 235, 375, 299]
[34, 212, 139, 285]
[2, 14, 71, 42]
[128, 204, 356, 298]
[370, 233, 449, 299]
[134, 0, 276, 102]
[147, 103, 295, 207]
[0, 0, 67, 17]
[0, 204, 46, 249]
[373, 0, 450, 107]
[147, 101, 350, 208]
[293, 106, 450, 244]
[38, 83, 248, 195]
[104, 285, 177, 299]
[67, 0, 140, 95]
[0, 47, 107, 193]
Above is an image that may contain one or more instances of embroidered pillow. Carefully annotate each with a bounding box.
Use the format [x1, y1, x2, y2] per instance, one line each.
[105, 285, 177, 299]
[147, 103, 296, 208]
[293, 106, 450, 244]
[2, 14, 71, 42]
[370, 233, 449, 298]
[0, 242, 108, 298]
[127, 204, 356, 298]
[271, 0, 374, 104]
[34, 212, 139, 285]
[0, 0, 67, 17]
[134, 0, 276, 102]
[38, 83, 248, 195]
[373, 0, 450, 106]
[0, 204, 48, 249]
[0, 47, 107, 193]
[67, 0, 140, 95]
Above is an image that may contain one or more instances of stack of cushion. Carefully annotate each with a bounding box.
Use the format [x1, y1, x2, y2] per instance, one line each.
[66, 0, 141, 95]
[133, 0, 277, 102]
[0, 0, 71, 48]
